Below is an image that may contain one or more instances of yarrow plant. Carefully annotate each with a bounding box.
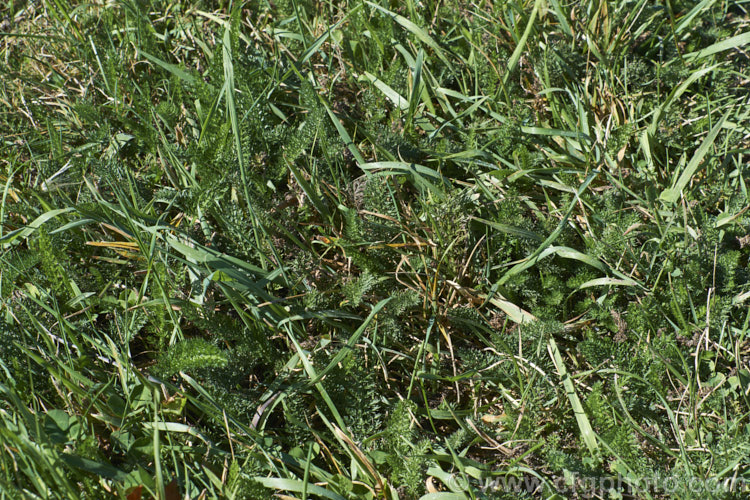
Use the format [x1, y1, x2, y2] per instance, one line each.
[0, 0, 749, 498]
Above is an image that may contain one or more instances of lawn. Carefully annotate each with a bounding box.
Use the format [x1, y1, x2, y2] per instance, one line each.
[1, 0, 749, 498]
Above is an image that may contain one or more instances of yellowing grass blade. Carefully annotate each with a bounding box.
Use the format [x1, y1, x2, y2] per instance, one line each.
[85, 241, 140, 250]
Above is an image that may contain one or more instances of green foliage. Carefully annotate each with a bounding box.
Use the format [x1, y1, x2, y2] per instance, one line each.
[342, 270, 382, 307]
[320, 351, 384, 440]
[381, 400, 431, 497]
[584, 382, 649, 473]
[154, 338, 228, 377]
[1, 0, 749, 497]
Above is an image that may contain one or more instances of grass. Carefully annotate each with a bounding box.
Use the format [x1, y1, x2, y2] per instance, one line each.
[1, 0, 749, 498]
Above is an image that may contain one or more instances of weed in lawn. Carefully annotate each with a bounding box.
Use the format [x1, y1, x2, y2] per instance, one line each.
[1, 0, 749, 498]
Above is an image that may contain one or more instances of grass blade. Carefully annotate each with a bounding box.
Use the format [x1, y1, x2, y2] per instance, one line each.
[548, 337, 600, 459]
[660, 110, 730, 203]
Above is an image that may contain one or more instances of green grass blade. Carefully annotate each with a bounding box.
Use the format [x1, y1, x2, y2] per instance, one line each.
[648, 65, 718, 134]
[548, 336, 600, 459]
[504, 0, 543, 86]
[660, 110, 730, 203]
[684, 31, 750, 60]
[365, 1, 451, 67]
